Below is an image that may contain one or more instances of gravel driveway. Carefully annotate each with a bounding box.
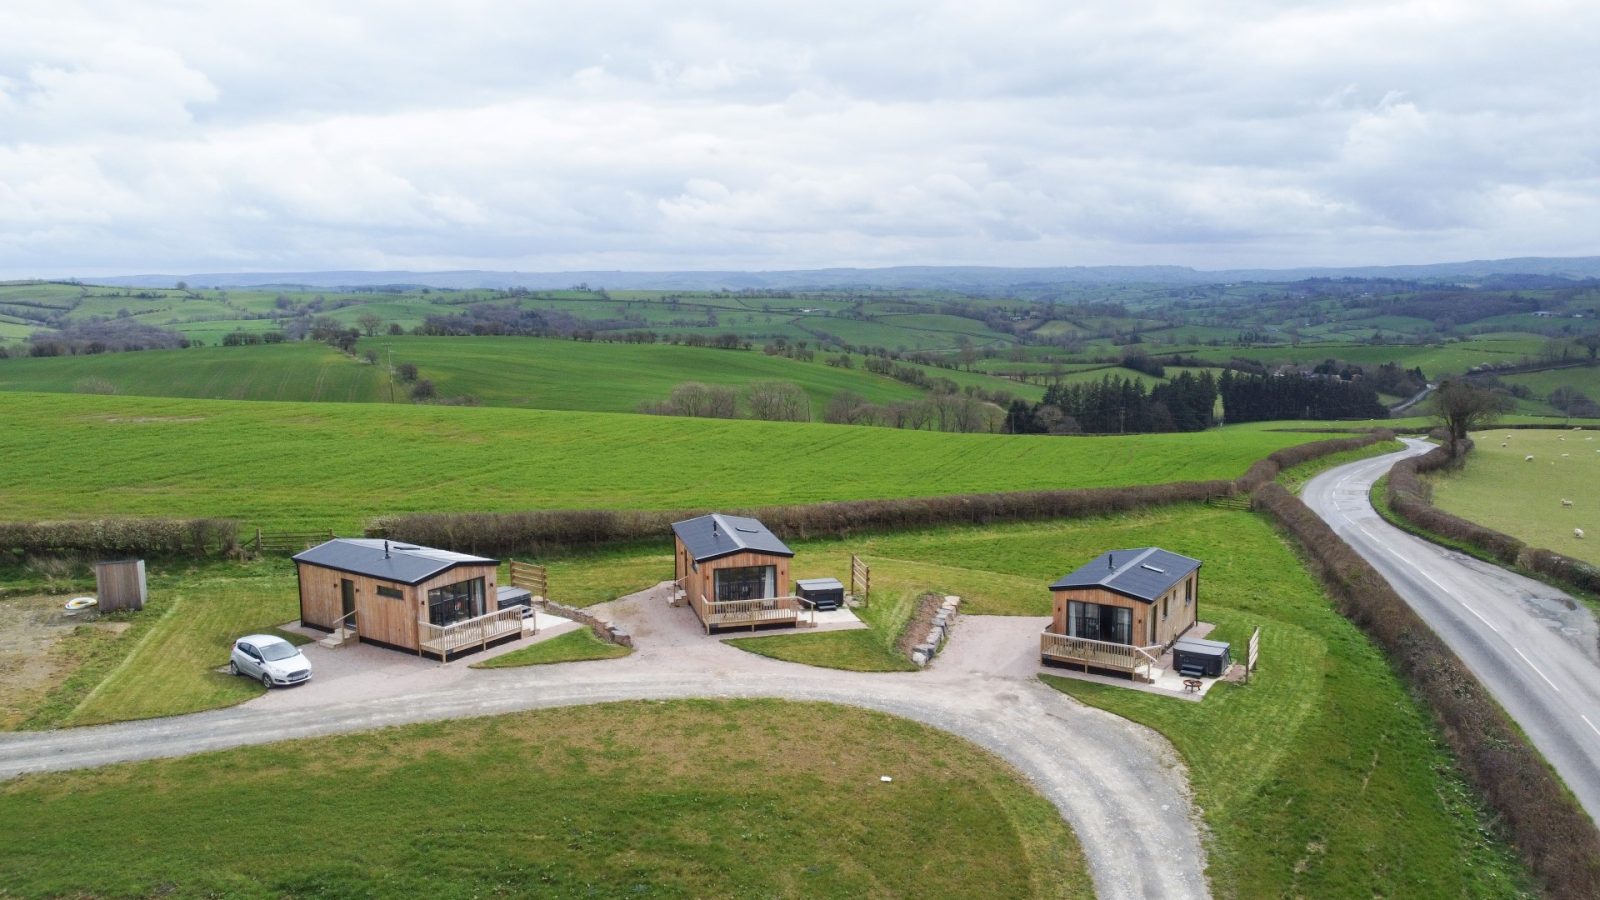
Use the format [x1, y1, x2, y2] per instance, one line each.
[0, 583, 1209, 900]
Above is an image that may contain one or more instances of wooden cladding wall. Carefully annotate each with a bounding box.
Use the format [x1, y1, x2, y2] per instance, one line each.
[1049, 571, 1198, 649]
[294, 562, 498, 652]
[674, 541, 792, 604]
[94, 559, 147, 612]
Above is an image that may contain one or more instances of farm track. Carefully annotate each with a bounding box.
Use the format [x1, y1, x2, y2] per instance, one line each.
[0, 601, 1209, 900]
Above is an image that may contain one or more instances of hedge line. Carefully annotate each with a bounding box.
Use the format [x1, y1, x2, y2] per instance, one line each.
[1232, 429, 1396, 493]
[0, 518, 239, 558]
[1253, 482, 1600, 897]
[1386, 438, 1600, 594]
[367, 480, 1235, 556]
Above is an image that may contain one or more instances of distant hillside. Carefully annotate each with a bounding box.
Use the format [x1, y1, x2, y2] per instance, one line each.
[82, 256, 1600, 292]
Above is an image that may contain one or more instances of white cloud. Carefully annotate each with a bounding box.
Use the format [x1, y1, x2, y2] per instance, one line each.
[0, 0, 1595, 276]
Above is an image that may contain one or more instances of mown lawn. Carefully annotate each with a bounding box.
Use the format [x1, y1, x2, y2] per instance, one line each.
[470, 626, 630, 668]
[0, 700, 1093, 900]
[46, 561, 302, 727]
[1429, 429, 1600, 566]
[0, 392, 1319, 531]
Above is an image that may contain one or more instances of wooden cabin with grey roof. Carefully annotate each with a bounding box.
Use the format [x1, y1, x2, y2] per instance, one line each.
[294, 538, 523, 659]
[671, 513, 807, 633]
[1040, 547, 1202, 680]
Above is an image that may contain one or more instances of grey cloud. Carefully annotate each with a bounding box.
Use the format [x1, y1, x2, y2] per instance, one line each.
[0, 0, 1596, 277]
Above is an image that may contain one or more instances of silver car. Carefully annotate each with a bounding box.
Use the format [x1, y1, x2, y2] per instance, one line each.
[229, 634, 313, 688]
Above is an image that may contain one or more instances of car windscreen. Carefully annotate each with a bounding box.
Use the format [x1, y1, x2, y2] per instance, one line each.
[260, 642, 300, 661]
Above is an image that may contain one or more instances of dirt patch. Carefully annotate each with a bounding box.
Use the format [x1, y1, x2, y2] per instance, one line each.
[894, 592, 947, 657]
[0, 595, 101, 728]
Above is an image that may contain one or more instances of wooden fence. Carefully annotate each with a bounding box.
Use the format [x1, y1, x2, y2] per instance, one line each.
[850, 554, 870, 606]
[509, 560, 548, 598]
[252, 529, 336, 555]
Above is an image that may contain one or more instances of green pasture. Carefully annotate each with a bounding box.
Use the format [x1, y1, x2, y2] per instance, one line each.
[0, 343, 385, 402]
[1428, 429, 1600, 566]
[0, 392, 1320, 531]
[0, 700, 1091, 899]
[382, 335, 932, 413]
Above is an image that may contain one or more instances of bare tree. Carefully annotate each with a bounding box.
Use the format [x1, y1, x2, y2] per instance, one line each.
[1430, 379, 1506, 455]
[824, 390, 873, 425]
[744, 381, 811, 421]
[357, 312, 384, 337]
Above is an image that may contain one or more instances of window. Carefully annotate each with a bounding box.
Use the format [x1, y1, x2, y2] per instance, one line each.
[427, 577, 485, 626]
[714, 565, 775, 602]
[1163, 594, 1169, 620]
[1185, 576, 1193, 605]
[376, 585, 403, 599]
[1067, 600, 1132, 645]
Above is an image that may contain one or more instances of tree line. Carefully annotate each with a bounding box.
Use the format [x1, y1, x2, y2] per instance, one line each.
[1004, 371, 1219, 434]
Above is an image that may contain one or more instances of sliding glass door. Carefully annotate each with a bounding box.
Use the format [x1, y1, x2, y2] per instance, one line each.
[1067, 600, 1133, 645]
[714, 566, 775, 602]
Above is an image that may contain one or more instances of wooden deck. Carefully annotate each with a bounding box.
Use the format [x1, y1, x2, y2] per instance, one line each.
[1040, 631, 1161, 682]
[418, 606, 527, 659]
[690, 594, 807, 633]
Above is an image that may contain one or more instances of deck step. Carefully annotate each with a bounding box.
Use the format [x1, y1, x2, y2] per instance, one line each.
[318, 627, 356, 649]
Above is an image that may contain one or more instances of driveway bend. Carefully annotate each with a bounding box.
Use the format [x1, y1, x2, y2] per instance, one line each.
[0, 605, 1208, 900]
[1304, 439, 1600, 824]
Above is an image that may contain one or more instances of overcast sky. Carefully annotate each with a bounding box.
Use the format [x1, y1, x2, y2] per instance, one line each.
[2, 0, 1596, 278]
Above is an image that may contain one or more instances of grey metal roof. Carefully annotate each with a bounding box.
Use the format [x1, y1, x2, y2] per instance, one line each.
[671, 513, 793, 563]
[293, 539, 498, 586]
[1048, 547, 1201, 603]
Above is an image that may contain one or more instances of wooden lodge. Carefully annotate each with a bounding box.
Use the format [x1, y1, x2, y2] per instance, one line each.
[1040, 547, 1201, 681]
[294, 539, 522, 660]
[671, 513, 805, 633]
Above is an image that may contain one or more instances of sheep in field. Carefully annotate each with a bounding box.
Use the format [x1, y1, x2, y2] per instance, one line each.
[1563, 499, 1574, 507]
[1577, 528, 1586, 539]
[1526, 455, 1536, 461]
[1563, 453, 1571, 457]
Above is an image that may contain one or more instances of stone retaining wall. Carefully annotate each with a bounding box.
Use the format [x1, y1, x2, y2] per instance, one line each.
[539, 599, 633, 649]
[911, 595, 960, 667]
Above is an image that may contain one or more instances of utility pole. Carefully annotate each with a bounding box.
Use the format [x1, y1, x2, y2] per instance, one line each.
[386, 345, 395, 403]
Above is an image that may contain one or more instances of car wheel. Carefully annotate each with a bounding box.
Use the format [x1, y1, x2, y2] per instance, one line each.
[260, 672, 273, 689]
[228, 660, 239, 676]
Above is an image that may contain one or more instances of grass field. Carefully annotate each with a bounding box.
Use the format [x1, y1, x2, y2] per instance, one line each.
[1428, 429, 1600, 566]
[0, 343, 385, 402]
[469, 626, 631, 668]
[0, 392, 1320, 531]
[0, 335, 1045, 415]
[0, 700, 1093, 899]
[382, 335, 933, 413]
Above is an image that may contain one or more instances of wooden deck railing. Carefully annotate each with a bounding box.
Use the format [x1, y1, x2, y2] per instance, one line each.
[418, 606, 526, 658]
[1040, 631, 1162, 682]
[691, 594, 806, 633]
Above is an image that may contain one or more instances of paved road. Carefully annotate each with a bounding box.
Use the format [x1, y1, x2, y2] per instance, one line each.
[1304, 439, 1600, 825]
[0, 591, 1208, 900]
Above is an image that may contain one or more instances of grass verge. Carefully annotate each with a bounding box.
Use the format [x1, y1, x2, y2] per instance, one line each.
[470, 627, 631, 668]
[1275, 438, 1403, 494]
[0, 700, 1093, 899]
